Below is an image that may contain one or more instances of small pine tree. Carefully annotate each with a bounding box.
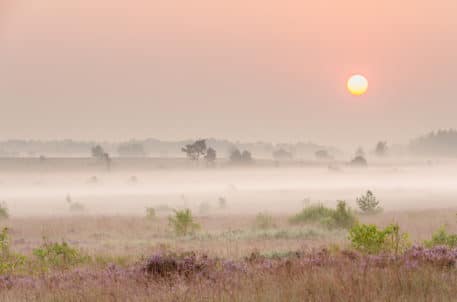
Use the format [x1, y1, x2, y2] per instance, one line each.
[356, 191, 383, 215]
[168, 209, 200, 236]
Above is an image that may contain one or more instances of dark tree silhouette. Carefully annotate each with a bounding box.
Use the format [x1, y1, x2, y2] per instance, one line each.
[91, 145, 105, 159]
[375, 141, 388, 156]
[181, 139, 207, 160]
[205, 147, 217, 163]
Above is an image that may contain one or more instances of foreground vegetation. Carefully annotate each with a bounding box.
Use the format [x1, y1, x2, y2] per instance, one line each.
[0, 202, 456, 301]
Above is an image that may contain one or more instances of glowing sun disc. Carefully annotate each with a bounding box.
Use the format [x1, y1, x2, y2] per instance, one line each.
[347, 75, 368, 95]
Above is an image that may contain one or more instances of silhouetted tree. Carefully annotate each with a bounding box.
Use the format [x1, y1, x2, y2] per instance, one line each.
[182, 139, 207, 160]
[375, 141, 388, 157]
[230, 148, 252, 164]
[205, 147, 217, 163]
[229, 149, 242, 162]
[91, 145, 105, 159]
[241, 150, 252, 162]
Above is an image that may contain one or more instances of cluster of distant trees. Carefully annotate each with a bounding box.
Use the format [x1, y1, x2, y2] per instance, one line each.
[181, 139, 253, 164]
[410, 129, 457, 157]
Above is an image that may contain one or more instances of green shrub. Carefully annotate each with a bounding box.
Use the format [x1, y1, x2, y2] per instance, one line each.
[290, 201, 357, 230]
[424, 227, 457, 248]
[145, 207, 156, 220]
[168, 209, 200, 236]
[325, 201, 358, 229]
[349, 223, 410, 254]
[0, 202, 9, 220]
[33, 239, 87, 269]
[356, 190, 383, 215]
[0, 228, 26, 273]
[254, 212, 276, 230]
[289, 203, 334, 224]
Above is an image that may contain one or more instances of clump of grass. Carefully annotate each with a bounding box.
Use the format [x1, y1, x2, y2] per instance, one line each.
[356, 190, 383, 215]
[349, 223, 410, 254]
[254, 212, 276, 230]
[290, 201, 357, 230]
[424, 227, 457, 248]
[168, 209, 200, 236]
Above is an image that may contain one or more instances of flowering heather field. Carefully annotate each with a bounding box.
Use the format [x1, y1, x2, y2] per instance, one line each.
[1, 246, 457, 301]
[0, 208, 457, 301]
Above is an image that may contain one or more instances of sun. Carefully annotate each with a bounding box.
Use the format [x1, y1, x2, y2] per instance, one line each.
[347, 74, 368, 96]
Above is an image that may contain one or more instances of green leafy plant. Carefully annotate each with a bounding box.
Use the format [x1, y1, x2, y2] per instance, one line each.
[356, 190, 383, 215]
[33, 239, 87, 269]
[0, 228, 26, 273]
[424, 227, 457, 248]
[145, 207, 156, 220]
[168, 209, 200, 236]
[290, 201, 357, 230]
[349, 223, 410, 254]
[254, 212, 276, 230]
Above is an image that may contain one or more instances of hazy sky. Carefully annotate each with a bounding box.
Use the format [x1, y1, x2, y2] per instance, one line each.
[1, 1, 456, 147]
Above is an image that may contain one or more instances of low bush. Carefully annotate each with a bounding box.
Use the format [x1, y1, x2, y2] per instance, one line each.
[169, 209, 200, 236]
[33, 239, 87, 269]
[349, 223, 410, 254]
[290, 201, 357, 230]
[424, 227, 457, 248]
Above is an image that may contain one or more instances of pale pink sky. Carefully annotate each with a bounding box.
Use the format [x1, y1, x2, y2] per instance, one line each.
[1, 1, 456, 146]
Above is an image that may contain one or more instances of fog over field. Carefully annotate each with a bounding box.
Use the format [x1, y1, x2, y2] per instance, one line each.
[2, 158, 457, 217]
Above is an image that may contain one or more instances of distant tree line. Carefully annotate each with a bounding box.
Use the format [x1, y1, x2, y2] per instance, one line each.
[410, 129, 457, 157]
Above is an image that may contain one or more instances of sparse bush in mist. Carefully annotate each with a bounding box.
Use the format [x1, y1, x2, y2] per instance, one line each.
[356, 190, 383, 215]
[169, 209, 200, 236]
[290, 201, 357, 230]
[424, 227, 457, 248]
[325, 201, 358, 230]
[349, 223, 410, 254]
[254, 212, 276, 230]
[66, 196, 85, 213]
[375, 141, 388, 156]
[0, 202, 9, 220]
[145, 207, 156, 220]
[218, 197, 227, 209]
[349, 155, 367, 166]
